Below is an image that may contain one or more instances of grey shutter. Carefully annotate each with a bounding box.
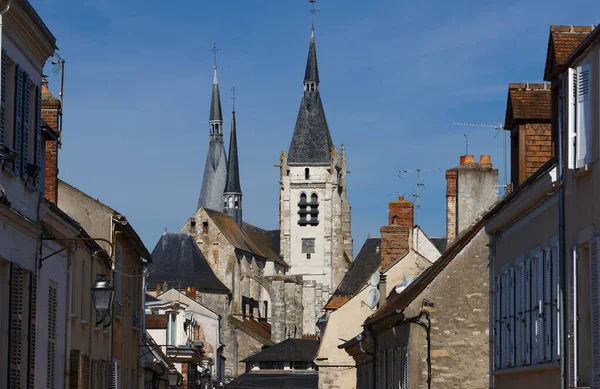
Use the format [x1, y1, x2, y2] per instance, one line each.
[494, 275, 502, 369]
[107, 360, 118, 389]
[69, 350, 81, 389]
[552, 245, 560, 360]
[84, 356, 90, 389]
[20, 71, 29, 179]
[516, 263, 524, 366]
[544, 248, 552, 361]
[508, 268, 516, 367]
[534, 252, 545, 362]
[576, 63, 591, 167]
[401, 346, 409, 389]
[502, 271, 512, 368]
[524, 259, 532, 365]
[12, 65, 23, 176]
[34, 85, 42, 189]
[47, 281, 58, 389]
[589, 238, 600, 387]
[0, 49, 6, 158]
[569, 247, 577, 386]
[386, 349, 393, 389]
[27, 272, 37, 388]
[567, 67, 577, 169]
[9, 265, 24, 389]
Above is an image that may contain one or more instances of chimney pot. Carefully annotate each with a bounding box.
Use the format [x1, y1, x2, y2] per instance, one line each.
[460, 155, 475, 165]
[479, 155, 491, 164]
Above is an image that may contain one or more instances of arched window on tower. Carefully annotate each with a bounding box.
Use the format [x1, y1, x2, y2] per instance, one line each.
[309, 193, 319, 225]
[234, 196, 240, 208]
[228, 196, 233, 209]
[305, 168, 310, 180]
[298, 193, 308, 226]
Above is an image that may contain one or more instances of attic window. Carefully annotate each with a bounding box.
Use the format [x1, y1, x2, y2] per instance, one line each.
[202, 222, 209, 234]
[191, 219, 196, 228]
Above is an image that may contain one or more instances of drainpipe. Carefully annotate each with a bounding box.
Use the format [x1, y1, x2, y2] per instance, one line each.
[487, 237, 495, 389]
[557, 73, 567, 389]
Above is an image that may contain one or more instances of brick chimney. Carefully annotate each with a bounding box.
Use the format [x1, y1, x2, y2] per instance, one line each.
[186, 287, 196, 301]
[446, 155, 498, 245]
[380, 196, 414, 270]
[41, 79, 61, 205]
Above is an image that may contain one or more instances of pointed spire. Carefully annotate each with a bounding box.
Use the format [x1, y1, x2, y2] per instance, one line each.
[210, 41, 223, 122]
[304, 32, 319, 84]
[224, 108, 241, 194]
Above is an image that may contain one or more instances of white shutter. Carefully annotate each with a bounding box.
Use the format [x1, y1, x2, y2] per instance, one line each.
[567, 67, 577, 169]
[524, 259, 532, 365]
[534, 252, 545, 362]
[47, 281, 58, 389]
[34, 85, 42, 189]
[576, 63, 591, 167]
[589, 238, 600, 388]
[508, 268, 516, 367]
[516, 263, 524, 366]
[9, 265, 24, 389]
[544, 248, 552, 361]
[28, 272, 37, 388]
[20, 71, 29, 179]
[552, 245, 560, 360]
[13, 66, 23, 176]
[494, 276, 502, 369]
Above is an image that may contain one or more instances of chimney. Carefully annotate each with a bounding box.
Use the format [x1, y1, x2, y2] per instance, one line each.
[446, 155, 498, 245]
[380, 196, 414, 270]
[186, 287, 197, 301]
[41, 78, 62, 205]
[378, 274, 387, 308]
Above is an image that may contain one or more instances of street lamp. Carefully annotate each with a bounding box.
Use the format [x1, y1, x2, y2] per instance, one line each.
[167, 366, 179, 387]
[92, 274, 114, 327]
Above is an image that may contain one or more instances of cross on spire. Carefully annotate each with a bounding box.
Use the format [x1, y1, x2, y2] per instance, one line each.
[210, 41, 221, 69]
[308, 0, 319, 32]
[231, 86, 236, 111]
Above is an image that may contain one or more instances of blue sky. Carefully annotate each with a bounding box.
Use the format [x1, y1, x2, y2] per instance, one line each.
[35, 0, 599, 256]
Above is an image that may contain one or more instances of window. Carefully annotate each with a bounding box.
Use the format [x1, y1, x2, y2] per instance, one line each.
[234, 196, 240, 208]
[495, 245, 560, 370]
[203, 221, 209, 234]
[299, 193, 319, 226]
[305, 168, 310, 179]
[396, 346, 409, 389]
[191, 219, 196, 228]
[298, 193, 308, 225]
[47, 280, 58, 389]
[306, 254, 311, 259]
[567, 64, 592, 169]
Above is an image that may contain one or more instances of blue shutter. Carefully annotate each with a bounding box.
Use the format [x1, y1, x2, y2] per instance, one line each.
[523, 258, 532, 365]
[0, 49, 6, 161]
[516, 263, 524, 366]
[13, 65, 23, 176]
[34, 85, 42, 190]
[20, 71, 29, 179]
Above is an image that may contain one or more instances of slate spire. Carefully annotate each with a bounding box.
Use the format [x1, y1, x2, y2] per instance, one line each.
[224, 97, 242, 226]
[288, 30, 333, 165]
[197, 43, 228, 211]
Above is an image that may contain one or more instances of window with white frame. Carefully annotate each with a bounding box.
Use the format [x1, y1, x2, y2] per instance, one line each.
[494, 245, 560, 370]
[567, 63, 592, 169]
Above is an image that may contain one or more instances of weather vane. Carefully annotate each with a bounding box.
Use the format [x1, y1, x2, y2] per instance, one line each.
[210, 41, 221, 69]
[308, 0, 319, 31]
[231, 86, 236, 111]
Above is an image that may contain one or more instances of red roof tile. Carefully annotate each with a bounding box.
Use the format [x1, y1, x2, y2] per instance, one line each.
[504, 83, 551, 129]
[544, 25, 595, 80]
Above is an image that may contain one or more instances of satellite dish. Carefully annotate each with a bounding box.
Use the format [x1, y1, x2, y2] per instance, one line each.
[370, 271, 380, 286]
[366, 288, 380, 309]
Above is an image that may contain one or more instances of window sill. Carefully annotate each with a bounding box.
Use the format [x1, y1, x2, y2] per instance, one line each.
[80, 319, 89, 326]
[494, 361, 559, 376]
[574, 164, 591, 180]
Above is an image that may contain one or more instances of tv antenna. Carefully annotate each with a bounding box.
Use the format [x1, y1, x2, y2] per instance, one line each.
[45, 51, 65, 147]
[452, 122, 508, 195]
[399, 168, 440, 248]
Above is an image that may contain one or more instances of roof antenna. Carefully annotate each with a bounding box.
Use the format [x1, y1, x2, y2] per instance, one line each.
[308, 0, 319, 34]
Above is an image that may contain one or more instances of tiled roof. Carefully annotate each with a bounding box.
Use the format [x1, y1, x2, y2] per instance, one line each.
[544, 25, 595, 80]
[204, 208, 287, 266]
[504, 83, 551, 129]
[241, 338, 318, 362]
[225, 372, 318, 388]
[148, 233, 229, 293]
[230, 315, 274, 346]
[323, 296, 350, 310]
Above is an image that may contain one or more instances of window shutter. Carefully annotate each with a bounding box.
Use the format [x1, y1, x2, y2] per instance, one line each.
[494, 275, 502, 369]
[69, 350, 82, 389]
[397, 346, 409, 389]
[516, 263, 524, 366]
[9, 265, 24, 389]
[107, 360, 118, 389]
[508, 268, 516, 367]
[20, 71, 29, 179]
[386, 349, 393, 389]
[523, 259, 532, 365]
[0, 49, 6, 158]
[569, 247, 577, 386]
[47, 281, 58, 389]
[34, 85, 42, 189]
[534, 252, 545, 362]
[544, 248, 552, 361]
[27, 272, 37, 388]
[589, 238, 600, 387]
[551, 245, 560, 360]
[13, 65, 23, 176]
[84, 356, 90, 389]
[567, 67, 577, 170]
[576, 63, 591, 168]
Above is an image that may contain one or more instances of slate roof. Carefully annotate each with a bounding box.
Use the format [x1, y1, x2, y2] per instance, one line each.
[504, 83, 551, 129]
[241, 338, 319, 363]
[148, 232, 229, 293]
[204, 209, 287, 266]
[330, 238, 381, 298]
[544, 25, 595, 80]
[429, 237, 447, 254]
[224, 110, 241, 194]
[224, 372, 318, 388]
[210, 69, 223, 121]
[288, 33, 333, 165]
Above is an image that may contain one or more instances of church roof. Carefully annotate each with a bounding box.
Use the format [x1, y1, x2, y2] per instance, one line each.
[204, 208, 287, 267]
[326, 238, 381, 305]
[210, 68, 223, 121]
[224, 110, 241, 194]
[288, 33, 333, 165]
[197, 142, 227, 211]
[241, 338, 318, 363]
[148, 232, 229, 293]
